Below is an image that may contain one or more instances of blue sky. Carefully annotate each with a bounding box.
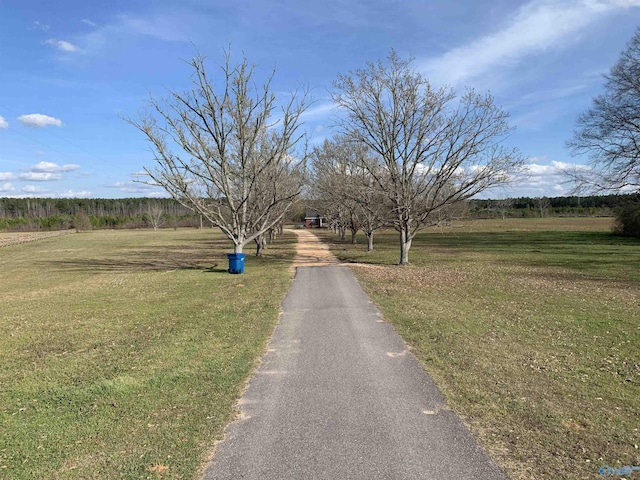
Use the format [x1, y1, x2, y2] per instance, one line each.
[0, 0, 639, 199]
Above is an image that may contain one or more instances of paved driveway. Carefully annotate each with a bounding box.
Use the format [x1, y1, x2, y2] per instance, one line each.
[202, 231, 506, 479]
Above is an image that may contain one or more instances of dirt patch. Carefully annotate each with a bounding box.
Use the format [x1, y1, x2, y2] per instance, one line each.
[286, 229, 339, 270]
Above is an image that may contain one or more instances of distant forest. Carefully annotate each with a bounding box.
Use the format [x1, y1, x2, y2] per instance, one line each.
[0, 197, 199, 231]
[0, 194, 636, 232]
[468, 194, 634, 219]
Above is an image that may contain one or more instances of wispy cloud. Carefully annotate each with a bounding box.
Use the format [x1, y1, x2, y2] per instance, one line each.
[0, 172, 16, 181]
[0, 182, 15, 193]
[300, 101, 335, 120]
[420, 0, 640, 87]
[44, 39, 80, 52]
[30, 21, 50, 32]
[82, 18, 98, 28]
[108, 180, 166, 195]
[74, 12, 197, 58]
[17, 114, 63, 128]
[0, 116, 8, 129]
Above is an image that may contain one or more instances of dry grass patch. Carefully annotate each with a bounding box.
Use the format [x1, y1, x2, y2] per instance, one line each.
[0, 229, 295, 479]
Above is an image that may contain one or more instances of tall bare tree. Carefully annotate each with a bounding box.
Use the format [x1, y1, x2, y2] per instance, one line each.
[567, 27, 640, 193]
[130, 52, 309, 254]
[145, 202, 164, 230]
[332, 51, 524, 264]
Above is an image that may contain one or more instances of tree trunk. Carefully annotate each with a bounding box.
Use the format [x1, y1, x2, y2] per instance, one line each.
[350, 227, 358, 244]
[339, 226, 346, 241]
[366, 231, 374, 251]
[234, 243, 244, 254]
[255, 235, 267, 256]
[399, 227, 411, 265]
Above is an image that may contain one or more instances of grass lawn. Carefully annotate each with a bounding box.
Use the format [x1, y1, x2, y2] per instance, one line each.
[319, 217, 640, 480]
[0, 229, 294, 479]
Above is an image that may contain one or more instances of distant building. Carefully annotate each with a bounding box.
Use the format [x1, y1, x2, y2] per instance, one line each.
[304, 211, 326, 228]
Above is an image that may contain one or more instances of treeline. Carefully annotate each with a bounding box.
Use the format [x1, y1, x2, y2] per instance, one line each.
[468, 194, 635, 218]
[0, 197, 201, 232]
[1, 194, 636, 233]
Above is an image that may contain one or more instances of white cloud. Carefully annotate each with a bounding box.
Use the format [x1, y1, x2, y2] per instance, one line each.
[0, 182, 15, 193]
[82, 18, 98, 27]
[421, 0, 640, 86]
[44, 39, 79, 52]
[22, 185, 46, 193]
[0, 172, 16, 181]
[13, 162, 81, 182]
[0, 116, 8, 129]
[479, 155, 595, 198]
[18, 114, 63, 128]
[550, 160, 590, 171]
[18, 172, 63, 181]
[57, 190, 92, 198]
[31, 161, 81, 173]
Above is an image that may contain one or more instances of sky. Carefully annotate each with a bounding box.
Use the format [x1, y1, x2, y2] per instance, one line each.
[0, 0, 639, 199]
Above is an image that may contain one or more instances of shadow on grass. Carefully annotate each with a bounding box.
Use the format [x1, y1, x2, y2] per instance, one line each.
[41, 237, 294, 274]
[321, 229, 640, 283]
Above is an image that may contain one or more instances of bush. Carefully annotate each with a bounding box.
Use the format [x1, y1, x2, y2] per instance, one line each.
[613, 196, 640, 238]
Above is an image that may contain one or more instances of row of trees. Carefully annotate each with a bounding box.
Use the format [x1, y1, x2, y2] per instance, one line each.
[0, 197, 192, 220]
[1, 192, 626, 234]
[132, 50, 524, 263]
[131, 27, 640, 261]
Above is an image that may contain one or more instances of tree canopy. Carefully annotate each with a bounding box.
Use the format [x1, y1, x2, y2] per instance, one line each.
[567, 27, 640, 193]
[331, 51, 524, 264]
[130, 52, 309, 254]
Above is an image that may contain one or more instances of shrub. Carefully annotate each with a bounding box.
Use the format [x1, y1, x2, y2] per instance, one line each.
[613, 195, 640, 238]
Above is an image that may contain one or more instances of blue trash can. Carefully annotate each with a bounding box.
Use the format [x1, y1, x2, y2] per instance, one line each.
[226, 253, 246, 274]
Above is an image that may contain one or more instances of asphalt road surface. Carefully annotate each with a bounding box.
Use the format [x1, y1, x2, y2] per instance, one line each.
[203, 265, 506, 479]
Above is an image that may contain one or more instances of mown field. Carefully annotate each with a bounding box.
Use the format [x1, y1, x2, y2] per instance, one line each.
[319, 217, 640, 480]
[0, 229, 295, 479]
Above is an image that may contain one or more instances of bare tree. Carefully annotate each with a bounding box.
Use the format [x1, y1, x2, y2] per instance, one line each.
[535, 196, 551, 218]
[145, 202, 164, 230]
[566, 27, 640, 193]
[494, 198, 514, 220]
[130, 51, 309, 254]
[311, 138, 362, 244]
[332, 51, 524, 264]
[311, 136, 388, 250]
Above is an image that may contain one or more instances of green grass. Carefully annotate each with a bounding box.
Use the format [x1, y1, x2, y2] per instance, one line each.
[0, 229, 295, 479]
[319, 218, 640, 480]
